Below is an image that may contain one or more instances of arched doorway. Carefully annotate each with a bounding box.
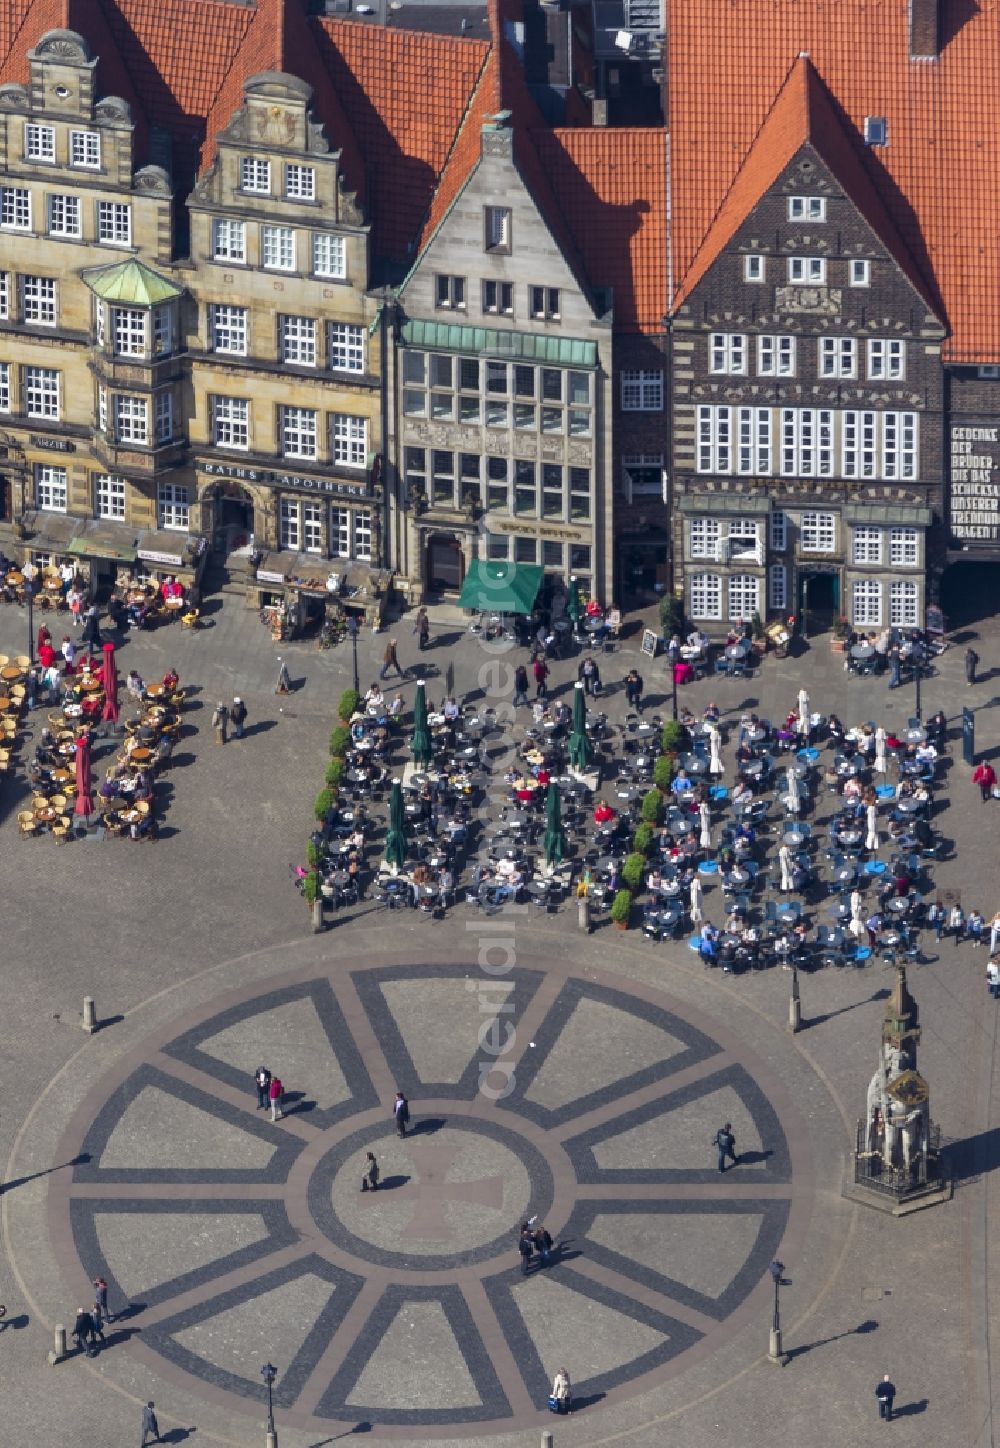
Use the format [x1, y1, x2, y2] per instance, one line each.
[207, 482, 255, 556]
[426, 533, 464, 594]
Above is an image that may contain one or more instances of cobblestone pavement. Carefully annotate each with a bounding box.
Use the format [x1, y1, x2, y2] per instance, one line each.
[0, 593, 999, 1448]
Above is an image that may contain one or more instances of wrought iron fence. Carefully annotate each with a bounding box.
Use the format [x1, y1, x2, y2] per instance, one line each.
[854, 1119, 943, 1199]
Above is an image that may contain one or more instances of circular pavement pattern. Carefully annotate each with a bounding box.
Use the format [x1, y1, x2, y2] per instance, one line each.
[51, 960, 804, 1436]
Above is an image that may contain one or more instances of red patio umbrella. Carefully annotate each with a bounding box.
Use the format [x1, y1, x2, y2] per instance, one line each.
[101, 641, 119, 724]
[74, 732, 94, 816]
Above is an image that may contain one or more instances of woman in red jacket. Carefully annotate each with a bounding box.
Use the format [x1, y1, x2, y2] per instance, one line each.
[973, 760, 997, 802]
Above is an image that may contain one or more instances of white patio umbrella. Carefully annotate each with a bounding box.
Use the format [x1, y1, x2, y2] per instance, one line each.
[849, 887, 865, 938]
[874, 725, 887, 775]
[797, 688, 810, 734]
[785, 766, 801, 815]
[865, 801, 879, 853]
[699, 800, 712, 851]
[778, 843, 794, 892]
[709, 725, 724, 776]
[689, 875, 704, 925]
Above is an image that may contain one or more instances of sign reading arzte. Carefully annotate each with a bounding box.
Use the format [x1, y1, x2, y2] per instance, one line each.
[950, 425, 1000, 541]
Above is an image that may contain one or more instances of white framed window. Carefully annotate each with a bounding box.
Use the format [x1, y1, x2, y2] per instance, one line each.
[212, 219, 246, 263]
[313, 233, 346, 279]
[690, 518, 720, 559]
[331, 413, 367, 468]
[728, 517, 761, 561]
[354, 508, 373, 561]
[621, 369, 663, 411]
[98, 201, 131, 246]
[48, 194, 81, 237]
[0, 362, 8, 411]
[529, 286, 560, 320]
[788, 256, 826, 284]
[155, 392, 174, 444]
[852, 579, 882, 627]
[284, 164, 315, 200]
[768, 562, 787, 611]
[788, 195, 826, 221]
[867, 339, 906, 380]
[153, 307, 174, 356]
[1, 187, 31, 231]
[24, 123, 55, 161]
[280, 498, 311, 553]
[301, 500, 322, 552]
[744, 255, 765, 283]
[95, 474, 126, 520]
[70, 130, 101, 169]
[757, 335, 795, 376]
[770, 510, 787, 551]
[819, 336, 857, 379]
[690, 571, 722, 621]
[98, 383, 107, 433]
[261, 225, 295, 271]
[113, 306, 146, 356]
[780, 408, 833, 476]
[728, 573, 760, 621]
[482, 280, 513, 315]
[882, 411, 918, 480]
[435, 274, 465, 309]
[158, 482, 189, 531]
[849, 259, 870, 287]
[889, 526, 919, 566]
[697, 404, 732, 473]
[889, 579, 919, 626]
[114, 394, 148, 444]
[485, 205, 511, 251]
[737, 407, 771, 474]
[279, 315, 316, 366]
[25, 366, 59, 419]
[240, 157, 271, 193]
[330, 505, 350, 558]
[800, 510, 836, 553]
[852, 526, 882, 564]
[279, 406, 317, 459]
[328, 322, 364, 373]
[210, 304, 247, 355]
[21, 276, 57, 326]
[0, 272, 8, 318]
[211, 395, 250, 449]
[978, 366, 1000, 379]
[35, 464, 67, 511]
[622, 455, 664, 501]
[710, 332, 747, 374]
[842, 410, 877, 478]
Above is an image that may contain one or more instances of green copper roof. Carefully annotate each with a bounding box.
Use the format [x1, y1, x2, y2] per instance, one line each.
[401, 319, 596, 367]
[83, 258, 183, 306]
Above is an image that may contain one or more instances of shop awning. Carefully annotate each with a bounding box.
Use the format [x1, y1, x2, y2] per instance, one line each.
[66, 524, 137, 563]
[22, 512, 80, 556]
[136, 531, 195, 569]
[457, 560, 543, 614]
[401, 319, 597, 368]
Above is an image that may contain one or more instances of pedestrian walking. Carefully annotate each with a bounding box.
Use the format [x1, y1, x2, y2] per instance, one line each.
[990, 910, 1000, 957]
[624, 667, 644, 711]
[513, 664, 529, 707]
[987, 959, 1000, 1000]
[73, 1307, 98, 1357]
[81, 602, 102, 651]
[533, 1223, 554, 1266]
[875, 1374, 896, 1422]
[141, 1399, 161, 1445]
[211, 700, 229, 744]
[887, 644, 901, 689]
[393, 1090, 410, 1137]
[414, 609, 430, 651]
[533, 656, 548, 699]
[518, 1224, 534, 1275]
[268, 1074, 284, 1122]
[549, 1368, 571, 1415]
[230, 696, 248, 738]
[578, 654, 601, 697]
[947, 903, 965, 945]
[926, 900, 945, 943]
[866, 912, 882, 950]
[254, 1065, 271, 1110]
[966, 646, 980, 686]
[93, 1275, 110, 1324]
[361, 1151, 379, 1192]
[973, 760, 996, 801]
[275, 657, 291, 694]
[91, 1301, 107, 1345]
[715, 1122, 738, 1172]
[380, 638, 403, 680]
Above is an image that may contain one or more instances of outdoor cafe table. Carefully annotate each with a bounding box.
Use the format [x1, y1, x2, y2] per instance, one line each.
[146, 683, 167, 699]
[726, 866, 751, 888]
[654, 880, 682, 898]
[895, 796, 924, 814]
[832, 863, 857, 885]
[904, 727, 927, 744]
[0, 664, 23, 682]
[887, 896, 912, 915]
[43, 575, 61, 593]
[777, 901, 803, 923]
[636, 721, 656, 737]
[678, 754, 707, 774]
[740, 759, 764, 778]
[34, 805, 57, 824]
[725, 642, 752, 660]
[5, 571, 23, 586]
[783, 828, 806, 846]
[616, 786, 644, 803]
[850, 644, 875, 661]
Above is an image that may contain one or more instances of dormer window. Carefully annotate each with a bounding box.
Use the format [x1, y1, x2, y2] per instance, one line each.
[864, 116, 887, 147]
[285, 164, 315, 200]
[240, 157, 271, 194]
[24, 123, 55, 162]
[484, 206, 511, 254]
[788, 196, 826, 222]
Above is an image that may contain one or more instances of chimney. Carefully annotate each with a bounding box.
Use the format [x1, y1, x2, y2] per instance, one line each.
[909, 0, 939, 59]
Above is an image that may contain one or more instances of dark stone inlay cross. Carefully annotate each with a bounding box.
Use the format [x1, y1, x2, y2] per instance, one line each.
[378, 1142, 505, 1241]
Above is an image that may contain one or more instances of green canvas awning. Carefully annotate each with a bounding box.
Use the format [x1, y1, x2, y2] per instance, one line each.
[401, 319, 597, 367]
[457, 560, 543, 614]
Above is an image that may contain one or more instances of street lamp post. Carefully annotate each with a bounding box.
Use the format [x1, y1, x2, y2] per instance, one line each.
[768, 1259, 788, 1365]
[261, 1362, 278, 1447]
[347, 615, 360, 696]
[914, 654, 922, 722]
[788, 957, 801, 1034]
[24, 577, 34, 666]
[671, 659, 678, 722]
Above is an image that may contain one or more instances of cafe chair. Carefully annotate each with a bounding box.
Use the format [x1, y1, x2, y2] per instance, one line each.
[52, 816, 71, 842]
[17, 810, 37, 838]
[13, 655, 29, 669]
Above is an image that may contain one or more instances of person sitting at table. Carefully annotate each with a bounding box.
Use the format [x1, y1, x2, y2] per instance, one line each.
[678, 705, 696, 731]
[443, 697, 461, 724]
[699, 922, 719, 963]
[594, 799, 616, 826]
[927, 709, 948, 751]
[703, 701, 721, 724]
[735, 740, 753, 765]
[915, 741, 938, 768]
[364, 682, 384, 710]
[735, 820, 755, 848]
[730, 779, 754, 811]
[647, 867, 663, 893]
[843, 775, 862, 803]
[162, 667, 179, 693]
[671, 769, 692, 796]
[126, 670, 145, 702]
[826, 713, 845, 746]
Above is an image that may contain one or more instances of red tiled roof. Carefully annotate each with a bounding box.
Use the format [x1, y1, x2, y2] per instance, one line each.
[668, 0, 1000, 361]
[0, 0, 65, 85]
[674, 56, 940, 316]
[535, 127, 667, 333]
[417, 45, 498, 253]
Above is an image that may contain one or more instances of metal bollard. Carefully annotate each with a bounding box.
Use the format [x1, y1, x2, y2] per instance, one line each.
[48, 1323, 67, 1364]
[266, 1431, 278, 1448]
[81, 997, 97, 1033]
[541, 1433, 554, 1448]
[788, 994, 801, 1033]
[311, 897, 324, 933]
[577, 895, 591, 934]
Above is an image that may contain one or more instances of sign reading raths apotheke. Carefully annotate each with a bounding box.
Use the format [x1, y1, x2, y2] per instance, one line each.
[203, 462, 366, 499]
[950, 423, 1000, 541]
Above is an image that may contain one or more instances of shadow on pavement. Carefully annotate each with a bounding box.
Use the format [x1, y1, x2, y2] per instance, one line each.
[785, 1317, 878, 1361]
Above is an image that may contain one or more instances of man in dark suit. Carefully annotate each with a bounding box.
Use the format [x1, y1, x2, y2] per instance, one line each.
[876, 1374, 896, 1421]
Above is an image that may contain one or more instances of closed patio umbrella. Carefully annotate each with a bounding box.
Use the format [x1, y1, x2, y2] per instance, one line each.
[73, 731, 94, 816]
[709, 725, 724, 776]
[566, 576, 582, 632]
[779, 842, 794, 892]
[411, 679, 432, 765]
[543, 782, 567, 868]
[689, 875, 704, 924]
[101, 641, 119, 726]
[699, 800, 711, 851]
[568, 681, 591, 770]
[786, 766, 801, 815]
[797, 688, 810, 734]
[874, 726, 887, 775]
[384, 780, 408, 874]
[865, 801, 879, 853]
[850, 887, 865, 938]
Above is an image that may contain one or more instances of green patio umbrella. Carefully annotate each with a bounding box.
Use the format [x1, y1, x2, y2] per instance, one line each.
[384, 780, 408, 872]
[566, 576, 582, 630]
[568, 681, 591, 770]
[411, 679, 432, 765]
[543, 782, 567, 867]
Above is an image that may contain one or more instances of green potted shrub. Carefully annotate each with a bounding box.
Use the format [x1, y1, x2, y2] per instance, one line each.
[658, 591, 684, 640]
[661, 719, 685, 756]
[325, 757, 344, 790]
[654, 755, 674, 793]
[634, 822, 655, 856]
[306, 838, 327, 870]
[338, 688, 361, 723]
[640, 788, 662, 825]
[329, 725, 351, 758]
[314, 787, 335, 822]
[610, 889, 633, 930]
[622, 852, 646, 893]
[302, 870, 320, 906]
